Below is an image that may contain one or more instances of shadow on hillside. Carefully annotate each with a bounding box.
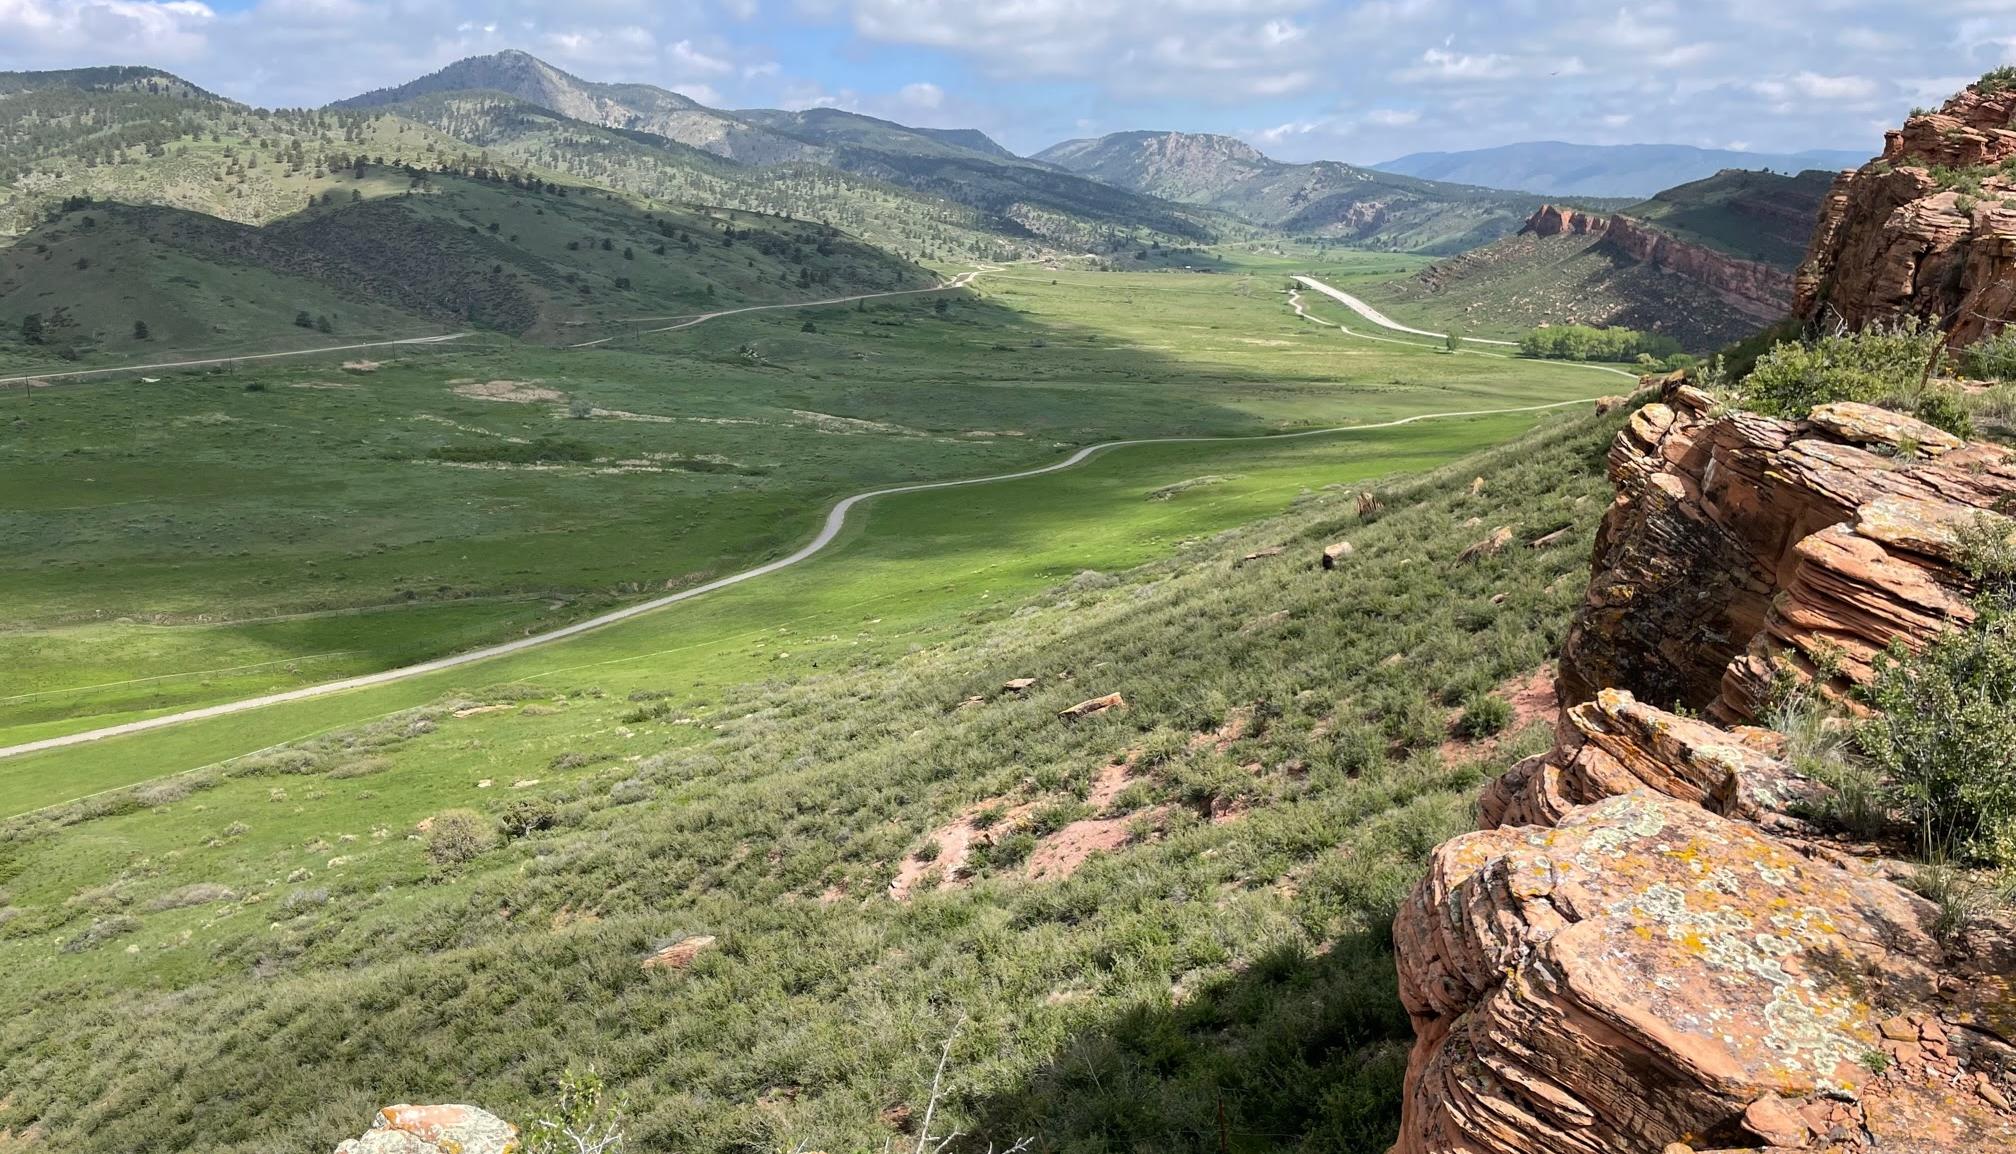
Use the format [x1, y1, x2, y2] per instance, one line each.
[955, 930, 1414, 1154]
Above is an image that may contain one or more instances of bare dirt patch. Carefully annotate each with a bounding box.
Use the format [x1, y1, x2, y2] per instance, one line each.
[453, 379, 564, 404]
[788, 409, 923, 436]
[1438, 665, 1557, 764]
[1024, 818, 1134, 882]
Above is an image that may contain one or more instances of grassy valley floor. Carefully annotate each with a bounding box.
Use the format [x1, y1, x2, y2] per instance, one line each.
[0, 407, 1621, 1154]
[1, 250, 1600, 754]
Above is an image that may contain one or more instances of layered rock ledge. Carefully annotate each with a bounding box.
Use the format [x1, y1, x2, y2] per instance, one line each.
[1798, 82, 2016, 346]
[1391, 383, 2016, 1154]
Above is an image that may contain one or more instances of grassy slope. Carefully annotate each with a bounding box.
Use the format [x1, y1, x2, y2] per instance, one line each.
[1622, 168, 1834, 267]
[1342, 169, 1832, 349]
[0, 408, 1619, 1154]
[0, 252, 1603, 751]
[0, 169, 929, 371]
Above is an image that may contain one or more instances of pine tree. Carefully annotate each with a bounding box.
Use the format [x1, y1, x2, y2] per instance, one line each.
[132, 320, 150, 341]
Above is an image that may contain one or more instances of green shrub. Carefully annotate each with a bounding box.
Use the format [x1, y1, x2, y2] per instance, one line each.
[1978, 65, 2016, 95]
[1519, 324, 1681, 363]
[498, 798, 558, 839]
[1858, 610, 2016, 863]
[1959, 328, 2016, 382]
[1453, 694, 1513, 739]
[1741, 321, 1943, 420]
[423, 809, 497, 866]
[1913, 389, 1975, 438]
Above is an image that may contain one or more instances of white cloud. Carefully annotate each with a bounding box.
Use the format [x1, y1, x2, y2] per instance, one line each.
[669, 38, 734, 75]
[898, 80, 942, 108]
[0, 0, 215, 59]
[1362, 107, 1420, 127]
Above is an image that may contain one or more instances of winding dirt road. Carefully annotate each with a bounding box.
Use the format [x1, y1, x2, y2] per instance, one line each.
[1288, 279, 1641, 380]
[1291, 276, 1519, 346]
[0, 332, 472, 387]
[2, 266, 1619, 762]
[0, 397, 1598, 762]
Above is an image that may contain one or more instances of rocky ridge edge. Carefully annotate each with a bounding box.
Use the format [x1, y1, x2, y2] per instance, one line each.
[1390, 379, 2016, 1154]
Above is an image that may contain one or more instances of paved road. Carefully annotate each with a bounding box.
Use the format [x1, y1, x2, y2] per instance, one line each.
[1288, 280, 1641, 380]
[0, 390, 1601, 762]
[1292, 276, 1519, 346]
[0, 332, 472, 386]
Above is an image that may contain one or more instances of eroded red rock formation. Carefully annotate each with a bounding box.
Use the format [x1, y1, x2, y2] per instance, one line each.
[1518, 206, 1796, 321]
[1391, 380, 2016, 1154]
[1798, 83, 2016, 345]
[1557, 375, 2016, 718]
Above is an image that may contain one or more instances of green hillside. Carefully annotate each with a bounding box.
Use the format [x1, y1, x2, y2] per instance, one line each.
[0, 169, 929, 370]
[334, 53, 1214, 255]
[0, 399, 1613, 1153]
[1621, 167, 1835, 267]
[1034, 130, 1621, 254]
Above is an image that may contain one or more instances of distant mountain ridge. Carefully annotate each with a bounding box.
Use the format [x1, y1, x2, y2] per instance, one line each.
[1034, 129, 1604, 254]
[1373, 141, 1873, 198]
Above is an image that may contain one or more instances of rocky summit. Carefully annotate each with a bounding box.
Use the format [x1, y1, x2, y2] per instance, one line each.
[1799, 82, 2016, 345]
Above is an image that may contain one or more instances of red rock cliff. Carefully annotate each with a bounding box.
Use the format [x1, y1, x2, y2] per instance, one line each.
[1798, 83, 2016, 345]
[1519, 206, 1796, 321]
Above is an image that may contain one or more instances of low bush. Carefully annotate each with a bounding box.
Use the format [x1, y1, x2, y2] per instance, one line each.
[430, 438, 598, 466]
[1453, 694, 1513, 739]
[423, 809, 498, 866]
[1519, 324, 1680, 363]
[1959, 328, 2016, 382]
[1741, 321, 1949, 425]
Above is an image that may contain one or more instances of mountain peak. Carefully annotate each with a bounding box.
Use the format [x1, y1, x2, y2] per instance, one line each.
[333, 50, 701, 119]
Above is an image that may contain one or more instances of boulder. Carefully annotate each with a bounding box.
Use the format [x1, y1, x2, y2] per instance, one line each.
[335, 1105, 518, 1154]
[1557, 373, 2016, 720]
[1059, 693, 1125, 720]
[1457, 527, 1515, 564]
[1393, 791, 2016, 1154]
[1001, 677, 1037, 693]
[642, 934, 717, 971]
[1321, 540, 1355, 569]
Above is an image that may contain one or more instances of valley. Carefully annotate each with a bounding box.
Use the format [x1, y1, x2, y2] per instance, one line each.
[6, 37, 2015, 1154]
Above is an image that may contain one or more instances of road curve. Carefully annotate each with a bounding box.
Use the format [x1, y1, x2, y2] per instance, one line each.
[0, 333, 472, 387]
[0, 392, 1599, 762]
[1292, 276, 1519, 346]
[1288, 284, 1642, 380]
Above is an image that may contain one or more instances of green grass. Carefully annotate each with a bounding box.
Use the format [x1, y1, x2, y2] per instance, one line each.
[0, 409, 1617, 1154]
[1, 253, 1602, 752]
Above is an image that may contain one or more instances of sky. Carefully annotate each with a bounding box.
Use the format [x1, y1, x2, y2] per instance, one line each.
[1, 0, 2012, 162]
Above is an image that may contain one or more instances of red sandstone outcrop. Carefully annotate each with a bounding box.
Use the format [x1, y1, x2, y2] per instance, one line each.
[1558, 375, 2016, 719]
[1798, 82, 2016, 345]
[1391, 378, 2016, 1153]
[1517, 206, 1796, 321]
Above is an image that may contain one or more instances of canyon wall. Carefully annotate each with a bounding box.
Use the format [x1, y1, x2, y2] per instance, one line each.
[1798, 84, 2016, 346]
[1520, 207, 1796, 321]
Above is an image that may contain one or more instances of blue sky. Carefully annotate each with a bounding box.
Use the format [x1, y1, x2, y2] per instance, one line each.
[3, 0, 2011, 162]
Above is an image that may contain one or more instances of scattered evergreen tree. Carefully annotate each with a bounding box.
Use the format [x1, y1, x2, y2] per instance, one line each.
[132, 320, 149, 341]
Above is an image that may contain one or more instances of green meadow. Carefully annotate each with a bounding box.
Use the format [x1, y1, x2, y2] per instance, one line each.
[2, 252, 1601, 760]
[0, 407, 1620, 1154]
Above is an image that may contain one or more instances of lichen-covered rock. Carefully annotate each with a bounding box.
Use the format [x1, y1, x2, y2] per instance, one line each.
[1393, 791, 2016, 1154]
[1478, 690, 1823, 834]
[335, 1105, 518, 1154]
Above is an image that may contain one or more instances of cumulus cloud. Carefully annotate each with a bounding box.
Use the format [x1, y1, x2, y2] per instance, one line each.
[0, 0, 1978, 161]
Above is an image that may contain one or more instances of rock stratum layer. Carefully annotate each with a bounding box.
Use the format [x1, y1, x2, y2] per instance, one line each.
[1390, 381, 2016, 1154]
[1558, 375, 2014, 720]
[1798, 83, 2016, 345]
[1519, 206, 1796, 322]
